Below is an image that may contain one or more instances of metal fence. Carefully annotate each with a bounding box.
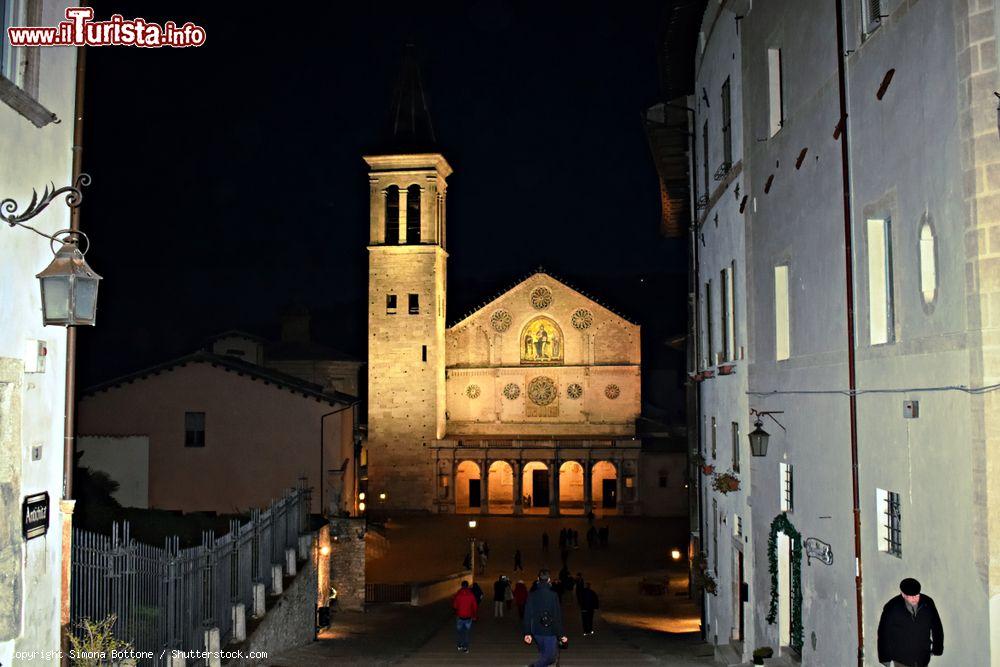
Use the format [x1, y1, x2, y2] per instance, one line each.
[71, 487, 310, 665]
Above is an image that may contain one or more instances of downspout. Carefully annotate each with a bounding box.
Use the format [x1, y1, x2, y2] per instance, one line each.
[64, 45, 85, 500]
[833, 2, 864, 664]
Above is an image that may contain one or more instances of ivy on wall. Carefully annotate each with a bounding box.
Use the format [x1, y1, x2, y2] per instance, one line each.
[766, 512, 803, 654]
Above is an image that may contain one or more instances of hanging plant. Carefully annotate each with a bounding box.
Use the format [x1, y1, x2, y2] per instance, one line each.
[766, 513, 804, 654]
[691, 551, 717, 596]
[701, 464, 716, 476]
[711, 471, 740, 494]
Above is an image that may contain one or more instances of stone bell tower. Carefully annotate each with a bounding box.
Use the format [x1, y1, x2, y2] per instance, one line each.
[364, 46, 451, 511]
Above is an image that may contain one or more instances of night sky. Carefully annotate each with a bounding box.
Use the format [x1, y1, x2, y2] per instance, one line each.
[76, 1, 688, 418]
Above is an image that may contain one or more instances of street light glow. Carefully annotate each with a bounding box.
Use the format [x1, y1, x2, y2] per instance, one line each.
[671, 549, 682, 561]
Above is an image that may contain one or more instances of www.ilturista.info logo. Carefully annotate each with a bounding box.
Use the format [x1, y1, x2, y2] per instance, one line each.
[7, 7, 206, 48]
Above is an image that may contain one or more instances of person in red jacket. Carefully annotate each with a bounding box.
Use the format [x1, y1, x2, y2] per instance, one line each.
[514, 579, 529, 619]
[452, 580, 479, 653]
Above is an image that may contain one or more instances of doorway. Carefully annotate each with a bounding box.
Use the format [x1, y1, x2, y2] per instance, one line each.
[736, 550, 745, 644]
[468, 479, 481, 508]
[602, 479, 616, 508]
[532, 470, 549, 507]
[777, 532, 792, 649]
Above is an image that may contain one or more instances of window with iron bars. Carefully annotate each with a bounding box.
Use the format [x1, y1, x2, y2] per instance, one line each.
[877, 488, 902, 557]
[779, 462, 793, 512]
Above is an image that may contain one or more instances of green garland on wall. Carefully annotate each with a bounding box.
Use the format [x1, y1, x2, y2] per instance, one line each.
[766, 513, 804, 654]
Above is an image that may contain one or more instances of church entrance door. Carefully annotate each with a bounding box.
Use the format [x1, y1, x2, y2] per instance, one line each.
[468, 479, 481, 508]
[602, 479, 617, 508]
[532, 470, 549, 507]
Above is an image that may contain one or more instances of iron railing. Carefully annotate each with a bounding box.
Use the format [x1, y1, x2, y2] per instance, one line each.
[71, 487, 310, 665]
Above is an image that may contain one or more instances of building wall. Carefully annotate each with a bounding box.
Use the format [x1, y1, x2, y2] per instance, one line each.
[77, 363, 353, 514]
[365, 154, 451, 511]
[77, 436, 149, 508]
[732, 0, 989, 664]
[693, 0, 753, 658]
[0, 1, 78, 660]
[638, 452, 688, 517]
[267, 359, 363, 397]
[445, 273, 641, 437]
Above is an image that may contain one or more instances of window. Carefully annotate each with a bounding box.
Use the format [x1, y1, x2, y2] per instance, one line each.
[729, 260, 737, 358]
[406, 184, 421, 244]
[779, 462, 793, 512]
[705, 281, 713, 366]
[386, 294, 397, 315]
[877, 488, 902, 557]
[702, 120, 710, 199]
[731, 422, 740, 472]
[1, 0, 18, 83]
[774, 265, 790, 360]
[184, 411, 205, 447]
[659, 473, 668, 488]
[919, 222, 936, 304]
[720, 268, 730, 362]
[866, 218, 895, 345]
[711, 416, 718, 459]
[721, 77, 733, 169]
[863, 0, 883, 34]
[384, 186, 400, 244]
[734, 515, 743, 539]
[767, 48, 784, 136]
[421, 344, 427, 362]
[712, 499, 719, 573]
[408, 293, 419, 315]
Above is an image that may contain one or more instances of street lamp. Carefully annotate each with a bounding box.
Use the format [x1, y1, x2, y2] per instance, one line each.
[748, 409, 786, 457]
[1, 174, 101, 326]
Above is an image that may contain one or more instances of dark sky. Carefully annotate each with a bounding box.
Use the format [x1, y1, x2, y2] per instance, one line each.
[76, 0, 688, 412]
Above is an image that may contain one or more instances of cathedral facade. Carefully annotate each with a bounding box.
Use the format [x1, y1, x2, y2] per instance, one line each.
[364, 51, 648, 516]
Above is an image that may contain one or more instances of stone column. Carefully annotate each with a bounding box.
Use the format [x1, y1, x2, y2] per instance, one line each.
[398, 186, 409, 243]
[480, 459, 490, 515]
[513, 461, 523, 515]
[421, 183, 433, 242]
[549, 459, 560, 517]
[615, 459, 624, 514]
[583, 460, 593, 515]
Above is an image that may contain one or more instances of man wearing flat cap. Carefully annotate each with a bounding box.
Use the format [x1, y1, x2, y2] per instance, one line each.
[877, 578, 944, 666]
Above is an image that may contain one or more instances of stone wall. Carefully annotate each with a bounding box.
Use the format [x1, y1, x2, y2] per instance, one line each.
[235, 543, 316, 665]
[330, 518, 366, 611]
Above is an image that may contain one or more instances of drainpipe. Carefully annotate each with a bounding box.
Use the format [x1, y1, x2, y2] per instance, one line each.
[64, 45, 85, 500]
[833, 1, 864, 664]
[320, 401, 358, 517]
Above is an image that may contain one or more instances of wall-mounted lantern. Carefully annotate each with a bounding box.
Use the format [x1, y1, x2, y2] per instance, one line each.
[748, 409, 787, 457]
[1, 174, 101, 327]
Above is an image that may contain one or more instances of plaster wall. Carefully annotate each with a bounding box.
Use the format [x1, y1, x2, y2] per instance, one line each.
[0, 1, 78, 659]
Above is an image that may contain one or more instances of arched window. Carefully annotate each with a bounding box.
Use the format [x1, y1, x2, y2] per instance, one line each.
[406, 185, 421, 244]
[384, 186, 399, 244]
[919, 221, 936, 304]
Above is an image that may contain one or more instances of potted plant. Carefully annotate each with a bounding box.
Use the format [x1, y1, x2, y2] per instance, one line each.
[691, 552, 717, 596]
[719, 363, 735, 375]
[711, 471, 741, 494]
[752, 646, 774, 665]
[701, 464, 716, 476]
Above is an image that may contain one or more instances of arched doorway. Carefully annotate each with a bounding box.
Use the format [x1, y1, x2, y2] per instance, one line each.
[521, 461, 550, 513]
[488, 461, 514, 514]
[559, 461, 585, 514]
[591, 461, 618, 512]
[455, 461, 481, 513]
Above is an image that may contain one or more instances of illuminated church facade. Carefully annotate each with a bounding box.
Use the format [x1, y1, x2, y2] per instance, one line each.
[364, 50, 671, 516]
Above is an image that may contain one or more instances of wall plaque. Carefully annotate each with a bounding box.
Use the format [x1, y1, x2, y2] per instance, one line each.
[22, 491, 49, 540]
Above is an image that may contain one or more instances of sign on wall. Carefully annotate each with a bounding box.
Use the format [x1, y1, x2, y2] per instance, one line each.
[22, 492, 49, 540]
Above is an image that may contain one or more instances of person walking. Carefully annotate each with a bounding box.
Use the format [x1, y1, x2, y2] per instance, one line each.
[523, 569, 568, 667]
[452, 580, 478, 653]
[514, 579, 529, 619]
[877, 578, 943, 667]
[574, 573, 586, 607]
[504, 575, 514, 612]
[580, 582, 600, 636]
[514, 548, 524, 573]
[493, 575, 507, 618]
[471, 581, 485, 605]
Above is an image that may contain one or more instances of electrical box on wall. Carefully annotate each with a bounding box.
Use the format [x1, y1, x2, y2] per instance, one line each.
[22, 340, 47, 374]
[903, 400, 919, 419]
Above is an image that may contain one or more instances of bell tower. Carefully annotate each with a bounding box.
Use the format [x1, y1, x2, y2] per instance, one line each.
[364, 46, 451, 511]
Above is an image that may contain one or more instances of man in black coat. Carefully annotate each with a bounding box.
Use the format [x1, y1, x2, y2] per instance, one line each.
[523, 569, 568, 667]
[580, 582, 600, 636]
[877, 578, 943, 666]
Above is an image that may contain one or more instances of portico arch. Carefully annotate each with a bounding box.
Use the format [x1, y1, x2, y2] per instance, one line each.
[559, 461, 585, 514]
[591, 460, 618, 512]
[456, 460, 481, 514]
[487, 461, 515, 514]
[521, 461, 550, 513]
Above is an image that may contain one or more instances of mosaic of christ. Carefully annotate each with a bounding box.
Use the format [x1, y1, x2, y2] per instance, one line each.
[521, 317, 563, 364]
